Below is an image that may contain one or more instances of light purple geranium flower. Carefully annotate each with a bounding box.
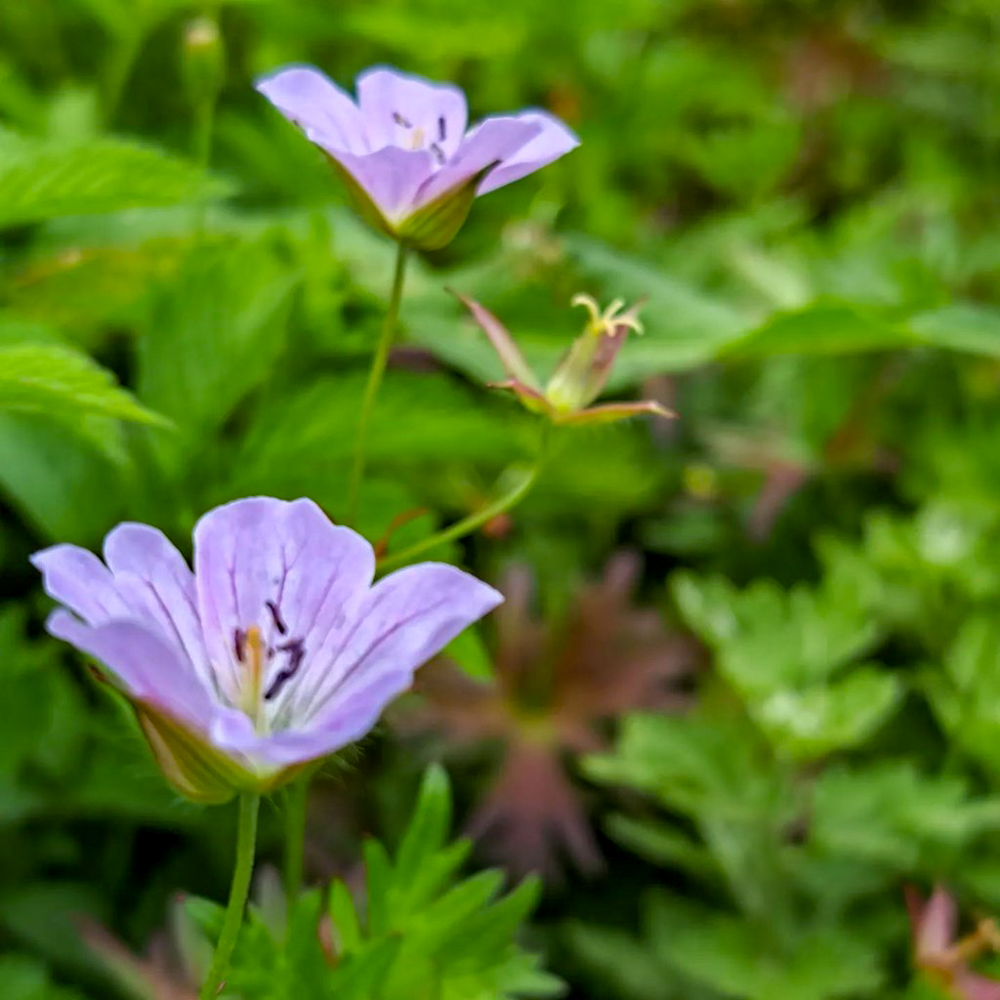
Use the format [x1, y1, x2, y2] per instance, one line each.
[256, 64, 579, 249]
[32, 497, 501, 803]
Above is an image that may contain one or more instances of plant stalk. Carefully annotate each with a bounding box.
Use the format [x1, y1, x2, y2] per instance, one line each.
[199, 793, 260, 1000]
[346, 242, 409, 525]
[377, 424, 552, 573]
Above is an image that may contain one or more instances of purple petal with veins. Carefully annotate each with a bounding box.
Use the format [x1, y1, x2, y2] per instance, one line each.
[476, 111, 580, 195]
[256, 64, 578, 236]
[33, 497, 502, 790]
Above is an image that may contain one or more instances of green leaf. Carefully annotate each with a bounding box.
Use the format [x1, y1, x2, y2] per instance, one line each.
[811, 761, 1000, 868]
[604, 814, 714, 875]
[136, 239, 296, 437]
[671, 572, 880, 694]
[0, 131, 228, 228]
[0, 882, 108, 976]
[0, 412, 127, 542]
[0, 342, 169, 427]
[329, 880, 363, 957]
[718, 299, 916, 359]
[0, 955, 88, 1000]
[393, 764, 452, 894]
[362, 838, 393, 937]
[646, 893, 883, 1000]
[751, 668, 903, 761]
[910, 303, 1000, 357]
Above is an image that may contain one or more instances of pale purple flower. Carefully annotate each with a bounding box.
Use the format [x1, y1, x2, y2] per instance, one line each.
[32, 497, 501, 802]
[256, 64, 579, 249]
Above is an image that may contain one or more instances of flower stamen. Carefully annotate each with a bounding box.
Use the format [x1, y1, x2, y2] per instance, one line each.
[265, 599, 288, 636]
[237, 626, 266, 723]
[264, 639, 306, 702]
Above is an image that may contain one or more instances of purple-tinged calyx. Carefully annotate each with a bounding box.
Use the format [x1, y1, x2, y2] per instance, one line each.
[256, 65, 579, 250]
[32, 497, 501, 803]
[457, 291, 675, 428]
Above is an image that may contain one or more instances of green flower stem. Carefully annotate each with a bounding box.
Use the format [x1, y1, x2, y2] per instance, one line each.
[191, 97, 216, 236]
[346, 243, 409, 525]
[103, 29, 141, 126]
[377, 425, 552, 573]
[283, 775, 308, 917]
[199, 793, 260, 1000]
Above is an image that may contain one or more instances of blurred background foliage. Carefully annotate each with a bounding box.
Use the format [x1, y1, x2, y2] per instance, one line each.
[3, 0, 1000, 996]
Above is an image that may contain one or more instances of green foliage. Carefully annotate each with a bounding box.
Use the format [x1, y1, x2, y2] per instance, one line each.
[3, 1, 1000, 999]
[671, 570, 901, 759]
[0, 131, 225, 228]
[217, 767, 560, 1000]
[0, 341, 167, 427]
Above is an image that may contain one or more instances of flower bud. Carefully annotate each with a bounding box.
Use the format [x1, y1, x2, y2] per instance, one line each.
[181, 16, 226, 110]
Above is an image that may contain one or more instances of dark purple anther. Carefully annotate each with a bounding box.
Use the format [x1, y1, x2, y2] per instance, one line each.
[264, 638, 306, 701]
[265, 600, 288, 635]
[233, 628, 246, 662]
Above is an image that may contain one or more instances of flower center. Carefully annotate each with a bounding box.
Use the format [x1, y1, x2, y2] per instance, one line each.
[391, 110, 447, 165]
[232, 600, 306, 732]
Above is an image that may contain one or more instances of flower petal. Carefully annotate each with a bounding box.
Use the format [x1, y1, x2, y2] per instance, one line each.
[356, 66, 467, 157]
[193, 497, 375, 707]
[31, 544, 130, 625]
[210, 665, 414, 766]
[46, 612, 214, 728]
[102, 523, 212, 694]
[328, 146, 435, 225]
[476, 111, 579, 195]
[289, 563, 503, 726]
[452, 291, 539, 388]
[256, 64, 369, 155]
[414, 116, 543, 208]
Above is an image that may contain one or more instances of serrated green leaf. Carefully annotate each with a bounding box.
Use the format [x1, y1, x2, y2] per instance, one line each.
[646, 892, 883, 1000]
[752, 669, 903, 760]
[0, 343, 169, 427]
[0, 131, 228, 228]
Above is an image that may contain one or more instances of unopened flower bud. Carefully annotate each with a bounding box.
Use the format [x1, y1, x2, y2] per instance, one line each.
[182, 16, 225, 110]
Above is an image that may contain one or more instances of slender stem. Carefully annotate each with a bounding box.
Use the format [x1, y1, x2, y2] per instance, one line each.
[377, 425, 552, 573]
[192, 99, 216, 236]
[346, 243, 409, 525]
[103, 29, 141, 127]
[199, 794, 260, 1000]
[283, 776, 308, 917]
[193, 103, 215, 168]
